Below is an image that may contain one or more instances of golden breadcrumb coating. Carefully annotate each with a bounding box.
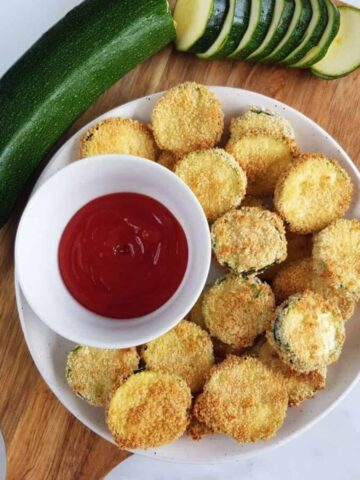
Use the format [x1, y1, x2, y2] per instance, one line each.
[211, 207, 287, 275]
[66, 346, 139, 406]
[203, 275, 275, 349]
[253, 339, 326, 407]
[157, 150, 180, 170]
[313, 219, 360, 300]
[274, 154, 353, 233]
[175, 148, 247, 221]
[273, 258, 313, 304]
[194, 355, 288, 443]
[107, 371, 191, 449]
[189, 286, 210, 331]
[79, 117, 158, 160]
[151, 82, 224, 155]
[267, 290, 345, 373]
[187, 414, 214, 441]
[141, 320, 214, 393]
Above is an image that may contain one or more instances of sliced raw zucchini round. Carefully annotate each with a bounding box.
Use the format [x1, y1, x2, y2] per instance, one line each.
[292, 0, 339, 68]
[174, 0, 229, 53]
[247, 0, 295, 61]
[281, 0, 328, 65]
[311, 6, 360, 79]
[262, 0, 312, 63]
[198, 0, 251, 59]
[229, 0, 275, 60]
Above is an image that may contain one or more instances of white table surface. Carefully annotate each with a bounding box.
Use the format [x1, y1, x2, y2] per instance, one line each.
[2, 2, 360, 479]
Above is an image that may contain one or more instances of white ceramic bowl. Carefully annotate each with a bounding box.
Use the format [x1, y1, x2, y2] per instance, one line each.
[15, 154, 211, 348]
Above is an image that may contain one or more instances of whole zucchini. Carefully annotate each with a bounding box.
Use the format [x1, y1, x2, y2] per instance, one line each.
[0, 0, 175, 226]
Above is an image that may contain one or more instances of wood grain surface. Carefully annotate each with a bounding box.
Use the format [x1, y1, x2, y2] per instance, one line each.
[1, 43, 360, 480]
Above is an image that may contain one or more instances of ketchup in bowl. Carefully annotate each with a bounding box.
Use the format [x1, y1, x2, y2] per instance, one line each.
[58, 193, 188, 319]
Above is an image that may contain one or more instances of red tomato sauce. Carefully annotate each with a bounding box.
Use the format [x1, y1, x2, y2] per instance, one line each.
[58, 193, 188, 318]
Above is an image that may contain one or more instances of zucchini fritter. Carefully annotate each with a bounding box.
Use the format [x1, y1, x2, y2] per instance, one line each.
[151, 82, 224, 155]
[107, 371, 191, 449]
[267, 291, 345, 373]
[273, 258, 313, 304]
[203, 275, 275, 349]
[229, 109, 297, 145]
[189, 285, 210, 331]
[157, 150, 179, 170]
[274, 154, 353, 233]
[211, 207, 287, 275]
[254, 339, 326, 407]
[226, 134, 295, 197]
[141, 320, 214, 392]
[66, 346, 139, 406]
[194, 355, 288, 443]
[313, 219, 360, 300]
[187, 415, 214, 441]
[175, 149, 247, 221]
[80, 118, 158, 160]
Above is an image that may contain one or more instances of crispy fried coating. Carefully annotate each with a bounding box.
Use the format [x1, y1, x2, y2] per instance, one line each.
[194, 355, 288, 443]
[267, 291, 345, 373]
[189, 286, 210, 331]
[229, 109, 297, 145]
[203, 275, 275, 349]
[254, 339, 326, 407]
[66, 346, 139, 406]
[274, 154, 353, 233]
[157, 150, 179, 170]
[211, 207, 287, 275]
[226, 134, 295, 197]
[261, 230, 313, 281]
[107, 371, 191, 449]
[313, 219, 360, 300]
[79, 117, 158, 160]
[187, 415, 214, 441]
[141, 320, 214, 392]
[241, 195, 266, 209]
[151, 82, 224, 155]
[273, 258, 313, 304]
[175, 148, 247, 221]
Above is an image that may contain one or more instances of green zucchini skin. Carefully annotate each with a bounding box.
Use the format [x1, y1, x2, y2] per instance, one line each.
[281, 0, 328, 66]
[262, 0, 312, 63]
[189, 0, 229, 54]
[230, 0, 276, 60]
[199, 0, 251, 59]
[248, 0, 296, 61]
[294, 0, 340, 68]
[0, 0, 175, 227]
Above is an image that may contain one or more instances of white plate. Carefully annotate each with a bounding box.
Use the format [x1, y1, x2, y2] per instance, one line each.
[15, 87, 360, 464]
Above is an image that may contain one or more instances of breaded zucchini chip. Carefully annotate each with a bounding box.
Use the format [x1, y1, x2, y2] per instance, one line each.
[274, 154, 353, 233]
[229, 109, 297, 145]
[157, 150, 179, 170]
[226, 133, 296, 197]
[312, 275, 356, 321]
[313, 219, 360, 300]
[267, 291, 345, 373]
[80, 118, 158, 160]
[175, 149, 247, 221]
[141, 320, 214, 392]
[66, 346, 139, 406]
[194, 355, 288, 443]
[189, 285, 210, 331]
[261, 230, 313, 281]
[152, 82, 224, 155]
[273, 258, 313, 304]
[254, 339, 326, 407]
[187, 415, 214, 441]
[203, 275, 275, 349]
[211, 207, 287, 275]
[241, 195, 266, 209]
[107, 371, 191, 449]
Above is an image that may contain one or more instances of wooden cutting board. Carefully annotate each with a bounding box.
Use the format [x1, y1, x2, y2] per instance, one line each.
[1, 45, 360, 480]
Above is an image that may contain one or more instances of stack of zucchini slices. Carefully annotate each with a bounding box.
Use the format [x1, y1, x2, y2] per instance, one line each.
[174, 0, 360, 78]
